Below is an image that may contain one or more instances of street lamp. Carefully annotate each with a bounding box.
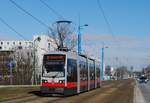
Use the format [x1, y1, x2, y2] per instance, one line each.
[33, 37, 41, 85]
[78, 24, 88, 54]
[101, 44, 108, 80]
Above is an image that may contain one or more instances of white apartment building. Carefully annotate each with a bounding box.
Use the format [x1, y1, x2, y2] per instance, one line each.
[33, 35, 57, 82]
[0, 40, 33, 51]
[0, 35, 57, 83]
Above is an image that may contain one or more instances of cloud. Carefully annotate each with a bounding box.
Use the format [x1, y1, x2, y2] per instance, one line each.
[81, 33, 150, 70]
[83, 33, 133, 42]
[83, 33, 150, 50]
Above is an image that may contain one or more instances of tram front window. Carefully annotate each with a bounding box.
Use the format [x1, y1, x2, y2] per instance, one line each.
[43, 55, 65, 77]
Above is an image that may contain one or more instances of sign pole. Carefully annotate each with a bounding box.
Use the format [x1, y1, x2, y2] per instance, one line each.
[9, 62, 13, 85]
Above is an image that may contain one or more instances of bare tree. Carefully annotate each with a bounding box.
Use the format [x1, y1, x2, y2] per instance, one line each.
[48, 21, 77, 51]
[0, 51, 13, 85]
[144, 64, 150, 77]
[12, 49, 33, 85]
[115, 66, 128, 80]
[0, 50, 34, 85]
[105, 65, 111, 76]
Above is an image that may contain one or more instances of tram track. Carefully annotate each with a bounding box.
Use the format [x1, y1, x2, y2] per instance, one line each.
[0, 80, 114, 103]
[1, 94, 62, 103]
[47, 79, 134, 103]
[0, 80, 134, 103]
[1, 95, 39, 103]
[47, 81, 118, 103]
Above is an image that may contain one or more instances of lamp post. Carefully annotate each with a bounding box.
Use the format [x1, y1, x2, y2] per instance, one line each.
[78, 24, 88, 54]
[33, 37, 41, 85]
[101, 44, 108, 80]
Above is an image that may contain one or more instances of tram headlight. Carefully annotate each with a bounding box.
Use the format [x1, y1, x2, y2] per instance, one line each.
[42, 79, 48, 83]
[59, 80, 64, 83]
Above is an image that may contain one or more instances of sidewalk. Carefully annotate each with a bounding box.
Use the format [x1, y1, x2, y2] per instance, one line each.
[134, 81, 146, 103]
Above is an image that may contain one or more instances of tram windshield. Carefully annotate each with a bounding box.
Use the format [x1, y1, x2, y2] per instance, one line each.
[42, 54, 65, 77]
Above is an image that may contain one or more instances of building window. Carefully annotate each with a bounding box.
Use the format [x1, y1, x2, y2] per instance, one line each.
[1, 42, 3, 45]
[29, 42, 33, 47]
[25, 42, 27, 45]
[19, 42, 21, 45]
[18, 46, 22, 49]
[7, 42, 9, 45]
[13, 42, 15, 45]
[48, 43, 50, 50]
[0, 46, 2, 50]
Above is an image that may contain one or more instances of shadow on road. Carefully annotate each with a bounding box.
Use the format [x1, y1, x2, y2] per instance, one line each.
[28, 91, 67, 97]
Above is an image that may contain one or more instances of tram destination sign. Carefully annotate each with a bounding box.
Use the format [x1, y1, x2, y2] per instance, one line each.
[44, 55, 65, 65]
[46, 55, 65, 60]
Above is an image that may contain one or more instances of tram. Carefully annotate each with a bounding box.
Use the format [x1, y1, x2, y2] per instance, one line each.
[40, 51, 101, 96]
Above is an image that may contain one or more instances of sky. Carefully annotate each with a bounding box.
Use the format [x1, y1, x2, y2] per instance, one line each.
[1, 0, 150, 70]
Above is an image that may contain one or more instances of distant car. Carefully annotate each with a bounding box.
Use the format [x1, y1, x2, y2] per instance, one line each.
[138, 76, 148, 83]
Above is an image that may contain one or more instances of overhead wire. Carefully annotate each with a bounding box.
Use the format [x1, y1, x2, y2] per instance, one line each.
[39, 0, 65, 20]
[9, 0, 52, 30]
[0, 16, 49, 52]
[0, 17, 27, 40]
[96, 0, 119, 44]
[39, 0, 77, 27]
[39, 0, 78, 47]
[8, 0, 76, 50]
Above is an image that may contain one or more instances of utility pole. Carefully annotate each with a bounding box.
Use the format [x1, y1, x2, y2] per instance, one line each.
[78, 24, 88, 54]
[101, 43, 108, 80]
[8, 60, 16, 85]
[101, 47, 104, 80]
[32, 37, 41, 85]
[78, 25, 81, 54]
[9, 61, 13, 85]
[33, 40, 36, 85]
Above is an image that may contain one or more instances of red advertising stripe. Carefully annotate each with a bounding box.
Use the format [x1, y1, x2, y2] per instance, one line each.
[42, 80, 101, 88]
[42, 82, 77, 88]
[80, 80, 88, 86]
[80, 80, 98, 87]
[42, 82, 65, 87]
[67, 82, 77, 88]
[90, 80, 95, 84]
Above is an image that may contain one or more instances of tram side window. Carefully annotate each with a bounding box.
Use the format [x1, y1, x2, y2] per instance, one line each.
[99, 65, 101, 77]
[84, 61, 88, 80]
[96, 65, 100, 78]
[80, 61, 88, 81]
[90, 63, 92, 80]
[79, 61, 83, 80]
[90, 62, 95, 80]
[79, 62, 82, 78]
[67, 59, 77, 82]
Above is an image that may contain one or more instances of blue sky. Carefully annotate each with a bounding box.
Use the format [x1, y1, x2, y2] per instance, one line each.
[1, 0, 150, 70]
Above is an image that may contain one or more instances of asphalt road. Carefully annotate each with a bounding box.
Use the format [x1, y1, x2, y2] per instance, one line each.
[136, 81, 150, 103]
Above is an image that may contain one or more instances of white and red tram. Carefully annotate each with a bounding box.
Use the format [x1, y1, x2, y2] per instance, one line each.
[40, 51, 101, 96]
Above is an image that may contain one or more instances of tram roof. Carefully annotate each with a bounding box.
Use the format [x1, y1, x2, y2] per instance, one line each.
[44, 51, 101, 62]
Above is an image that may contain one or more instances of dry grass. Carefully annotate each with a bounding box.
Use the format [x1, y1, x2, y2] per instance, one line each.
[0, 86, 39, 102]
